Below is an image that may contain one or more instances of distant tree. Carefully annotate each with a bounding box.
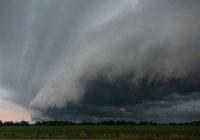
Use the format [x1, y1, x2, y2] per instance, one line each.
[191, 121, 200, 125]
[20, 120, 29, 126]
[139, 121, 148, 125]
[35, 121, 77, 126]
[4, 121, 14, 126]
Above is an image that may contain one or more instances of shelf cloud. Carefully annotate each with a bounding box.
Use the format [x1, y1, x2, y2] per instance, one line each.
[0, 0, 200, 122]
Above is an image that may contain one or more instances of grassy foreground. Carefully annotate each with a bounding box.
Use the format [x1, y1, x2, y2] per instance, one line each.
[0, 125, 200, 139]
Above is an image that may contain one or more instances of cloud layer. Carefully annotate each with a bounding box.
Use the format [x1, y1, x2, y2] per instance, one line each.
[30, 0, 200, 122]
[0, 0, 200, 122]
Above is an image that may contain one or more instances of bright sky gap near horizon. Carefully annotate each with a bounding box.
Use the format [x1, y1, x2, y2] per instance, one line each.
[0, 0, 200, 123]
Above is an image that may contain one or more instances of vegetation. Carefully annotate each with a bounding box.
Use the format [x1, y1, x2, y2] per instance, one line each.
[0, 124, 200, 139]
[0, 121, 200, 139]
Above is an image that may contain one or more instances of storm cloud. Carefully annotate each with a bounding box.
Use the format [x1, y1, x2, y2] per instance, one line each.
[0, 0, 200, 123]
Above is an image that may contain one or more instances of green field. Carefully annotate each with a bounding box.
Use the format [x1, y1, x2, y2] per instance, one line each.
[0, 125, 200, 139]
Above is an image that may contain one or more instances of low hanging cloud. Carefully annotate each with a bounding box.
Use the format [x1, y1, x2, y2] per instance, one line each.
[30, 0, 200, 122]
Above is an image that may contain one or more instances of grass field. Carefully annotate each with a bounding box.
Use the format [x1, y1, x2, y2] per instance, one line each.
[0, 125, 200, 139]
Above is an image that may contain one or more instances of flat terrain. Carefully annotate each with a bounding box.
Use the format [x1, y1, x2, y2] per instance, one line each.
[0, 125, 200, 139]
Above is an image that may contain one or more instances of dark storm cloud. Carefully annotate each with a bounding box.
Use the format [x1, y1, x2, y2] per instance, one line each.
[18, 0, 136, 105]
[32, 76, 200, 123]
[30, 0, 200, 122]
[0, 0, 133, 105]
[0, 0, 200, 122]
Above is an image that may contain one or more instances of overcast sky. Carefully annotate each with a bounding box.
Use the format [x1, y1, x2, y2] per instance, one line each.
[0, 0, 200, 123]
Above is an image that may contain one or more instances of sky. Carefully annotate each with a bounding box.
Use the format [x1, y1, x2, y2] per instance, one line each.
[0, 0, 200, 123]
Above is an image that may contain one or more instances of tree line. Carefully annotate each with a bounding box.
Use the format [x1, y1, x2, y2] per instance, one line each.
[0, 120, 29, 126]
[0, 120, 200, 126]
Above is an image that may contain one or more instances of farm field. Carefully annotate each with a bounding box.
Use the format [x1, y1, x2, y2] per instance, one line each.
[0, 125, 200, 139]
